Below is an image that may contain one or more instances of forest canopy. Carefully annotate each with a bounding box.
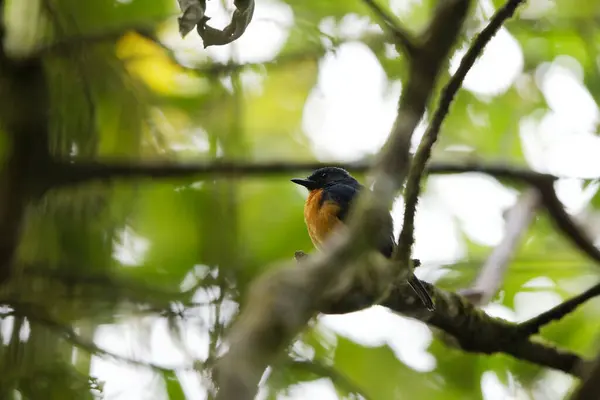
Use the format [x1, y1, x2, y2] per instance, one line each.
[1, 0, 600, 399]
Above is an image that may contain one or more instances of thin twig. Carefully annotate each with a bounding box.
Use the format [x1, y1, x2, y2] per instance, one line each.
[362, 0, 417, 57]
[536, 181, 600, 264]
[517, 282, 600, 337]
[12, 302, 195, 373]
[459, 188, 540, 306]
[397, 0, 527, 264]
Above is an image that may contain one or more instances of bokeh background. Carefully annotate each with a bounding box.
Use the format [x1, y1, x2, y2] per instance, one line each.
[2, 0, 600, 399]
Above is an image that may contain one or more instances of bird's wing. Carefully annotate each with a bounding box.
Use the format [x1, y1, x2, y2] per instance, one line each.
[324, 183, 397, 257]
[321, 183, 361, 222]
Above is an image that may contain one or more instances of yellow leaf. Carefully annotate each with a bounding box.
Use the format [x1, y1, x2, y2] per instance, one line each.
[116, 32, 206, 96]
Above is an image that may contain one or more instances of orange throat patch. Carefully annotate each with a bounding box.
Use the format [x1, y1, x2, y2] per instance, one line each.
[303, 189, 342, 249]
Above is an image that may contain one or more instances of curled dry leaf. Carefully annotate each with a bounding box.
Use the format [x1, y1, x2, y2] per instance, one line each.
[177, 0, 207, 37]
[177, 0, 255, 48]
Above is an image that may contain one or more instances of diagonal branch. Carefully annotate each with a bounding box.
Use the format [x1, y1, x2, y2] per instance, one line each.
[214, 1, 471, 399]
[12, 301, 194, 373]
[397, 0, 527, 265]
[459, 188, 540, 306]
[536, 181, 600, 264]
[517, 282, 600, 337]
[362, 0, 417, 57]
[429, 163, 600, 268]
[322, 269, 591, 378]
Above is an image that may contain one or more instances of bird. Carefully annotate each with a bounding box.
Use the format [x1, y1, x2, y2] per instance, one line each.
[291, 166, 434, 311]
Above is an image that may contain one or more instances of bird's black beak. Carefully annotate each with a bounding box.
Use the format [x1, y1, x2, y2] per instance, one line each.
[291, 178, 318, 190]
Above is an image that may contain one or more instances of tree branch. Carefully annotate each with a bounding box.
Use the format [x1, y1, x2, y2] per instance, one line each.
[41, 157, 600, 274]
[517, 282, 600, 337]
[11, 301, 193, 373]
[429, 163, 600, 269]
[39, 159, 372, 192]
[362, 0, 417, 57]
[571, 343, 600, 399]
[536, 181, 600, 265]
[42, 156, 600, 272]
[459, 188, 540, 305]
[38, 159, 564, 191]
[214, 1, 471, 399]
[322, 274, 590, 378]
[397, 0, 527, 265]
[0, 3, 51, 283]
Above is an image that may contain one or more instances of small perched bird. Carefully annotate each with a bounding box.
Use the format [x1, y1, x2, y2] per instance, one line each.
[292, 167, 434, 311]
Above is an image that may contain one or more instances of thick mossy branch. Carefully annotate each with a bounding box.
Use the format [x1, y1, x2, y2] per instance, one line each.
[323, 275, 589, 377]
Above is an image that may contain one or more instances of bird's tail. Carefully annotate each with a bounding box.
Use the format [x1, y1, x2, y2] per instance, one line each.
[407, 275, 435, 311]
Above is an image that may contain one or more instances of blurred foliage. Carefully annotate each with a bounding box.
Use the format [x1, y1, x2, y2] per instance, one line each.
[0, 0, 600, 399]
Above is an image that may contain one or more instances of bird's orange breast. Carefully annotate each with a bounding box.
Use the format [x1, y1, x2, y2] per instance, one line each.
[304, 189, 342, 249]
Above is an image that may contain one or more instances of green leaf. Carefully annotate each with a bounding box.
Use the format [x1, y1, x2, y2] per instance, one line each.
[162, 370, 187, 400]
[427, 339, 485, 399]
[127, 181, 203, 288]
[236, 178, 313, 282]
[284, 0, 367, 21]
[51, 0, 176, 35]
[333, 336, 454, 400]
[590, 183, 600, 209]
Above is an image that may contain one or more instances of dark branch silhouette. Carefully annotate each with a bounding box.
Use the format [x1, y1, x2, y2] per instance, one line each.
[397, 0, 527, 264]
[517, 282, 600, 337]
